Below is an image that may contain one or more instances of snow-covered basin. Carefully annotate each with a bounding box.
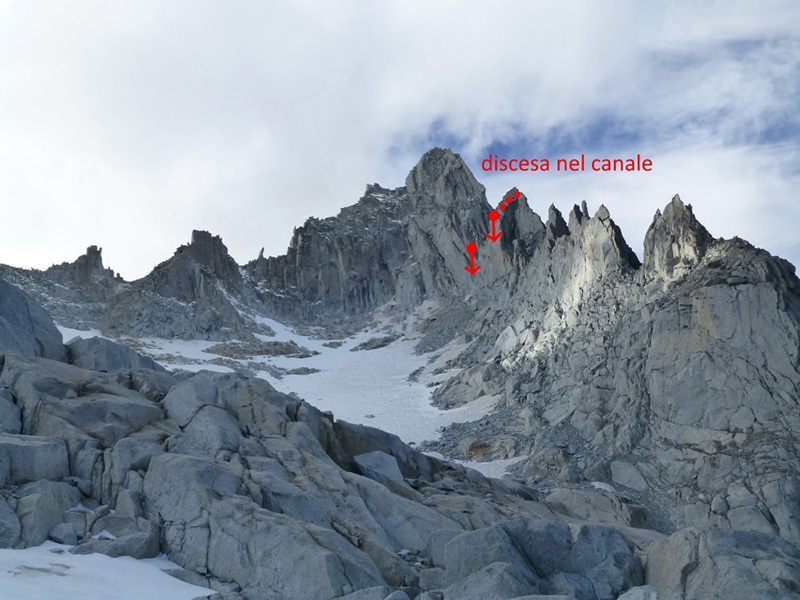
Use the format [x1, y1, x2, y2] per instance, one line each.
[253, 317, 528, 476]
[0, 542, 212, 600]
[256, 317, 497, 446]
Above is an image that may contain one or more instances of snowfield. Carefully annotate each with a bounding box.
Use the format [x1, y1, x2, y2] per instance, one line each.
[0, 542, 212, 600]
[255, 315, 501, 446]
[57, 314, 504, 450]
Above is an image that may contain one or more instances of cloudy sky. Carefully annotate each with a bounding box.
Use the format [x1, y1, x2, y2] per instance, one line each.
[1, 1, 799, 280]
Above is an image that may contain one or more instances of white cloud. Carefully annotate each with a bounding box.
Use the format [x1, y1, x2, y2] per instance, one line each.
[0, 0, 798, 278]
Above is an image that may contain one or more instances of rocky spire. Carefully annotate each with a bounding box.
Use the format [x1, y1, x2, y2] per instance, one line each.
[72, 245, 106, 285]
[594, 205, 642, 270]
[183, 230, 242, 287]
[546, 205, 569, 241]
[642, 194, 714, 283]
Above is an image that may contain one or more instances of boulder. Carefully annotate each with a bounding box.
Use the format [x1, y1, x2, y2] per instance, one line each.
[442, 562, 539, 600]
[499, 519, 644, 599]
[163, 370, 291, 437]
[67, 336, 165, 372]
[143, 453, 243, 574]
[48, 521, 78, 545]
[246, 453, 335, 529]
[0, 389, 21, 434]
[14, 480, 83, 547]
[544, 488, 648, 528]
[609, 461, 648, 493]
[114, 489, 144, 518]
[561, 523, 644, 598]
[109, 437, 165, 496]
[144, 452, 438, 599]
[0, 354, 96, 409]
[62, 504, 90, 539]
[34, 392, 164, 446]
[616, 585, 658, 600]
[0, 276, 66, 361]
[500, 519, 572, 578]
[354, 451, 405, 484]
[345, 471, 461, 551]
[334, 420, 439, 480]
[646, 528, 800, 600]
[71, 514, 160, 559]
[171, 405, 243, 458]
[0, 495, 21, 547]
[129, 368, 179, 402]
[206, 497, 384, 600]
[443, 526, 538, 586]
[0, 433, 69, 485]
[426, 529, 464, 568]
[419, 567, 447, 591]
[358, 533, 414, 587]
[0, 355, 164, 446]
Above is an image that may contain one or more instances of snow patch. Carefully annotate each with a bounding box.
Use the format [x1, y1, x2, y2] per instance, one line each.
[0, 541, 213, 600]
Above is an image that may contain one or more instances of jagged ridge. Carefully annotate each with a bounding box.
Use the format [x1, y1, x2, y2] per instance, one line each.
[2, 148, 800, 597]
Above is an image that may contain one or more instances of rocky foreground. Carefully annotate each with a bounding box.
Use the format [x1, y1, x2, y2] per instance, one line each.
[2, 148, 800, 598]
[0, 278, 651, 600]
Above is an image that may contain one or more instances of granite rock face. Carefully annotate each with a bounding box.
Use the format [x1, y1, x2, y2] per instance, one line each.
[643, 194, 714, 285]
[417, 186, 800, 598]
[2, 148, 800, 597]
[0, 350, 650, 599]
[246, 148, 493, 319]
[646, 528, 800, 599]
[0, 276, 66, 361]
[0, 267, 658, 598]
[1, 234, 256, 340]
[247, 183, 410, 318]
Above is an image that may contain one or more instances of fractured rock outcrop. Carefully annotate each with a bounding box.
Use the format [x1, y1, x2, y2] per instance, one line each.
[427, 183, 800, 573]
[102, 231, 248, 339]
[0, 247, 120, 330]
[643, 194, 714, 285]
[2, 148, 800, 597]
[246, 149, 494, 319]
[0, 281, 658, 598]
[0, 276, 66, 361]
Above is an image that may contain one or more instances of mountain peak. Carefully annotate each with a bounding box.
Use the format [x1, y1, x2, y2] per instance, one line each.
[42, 244, 118, 286]
[405, 148, 487, 209]
[188, 230, 229, 264]
[643, 193, 714, 283]
[170, 230, 243, 289]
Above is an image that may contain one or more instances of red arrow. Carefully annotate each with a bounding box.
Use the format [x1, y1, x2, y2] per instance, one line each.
[464, 242, 481, 275]
[486, 210, 502, 242]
